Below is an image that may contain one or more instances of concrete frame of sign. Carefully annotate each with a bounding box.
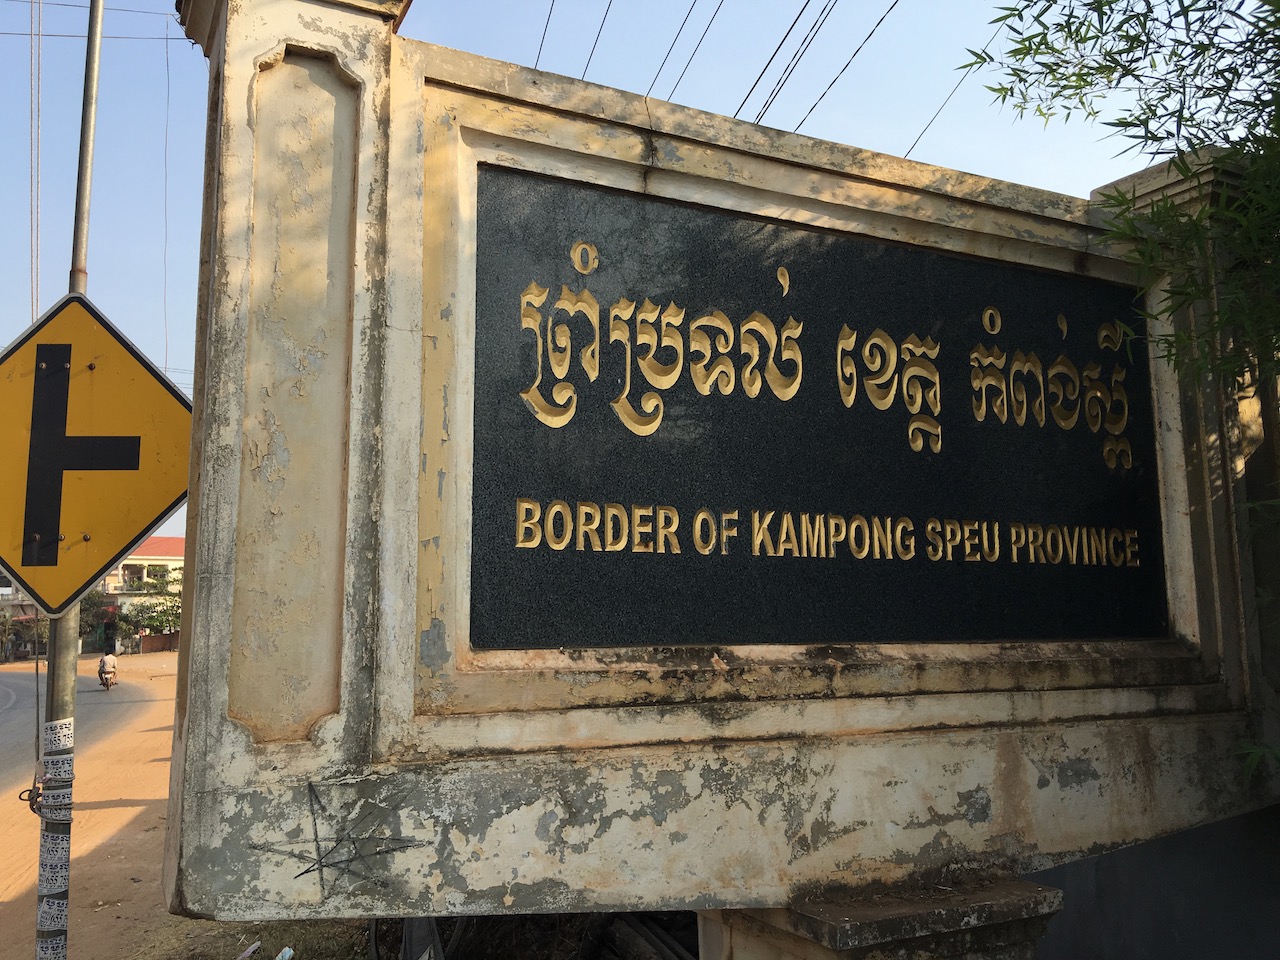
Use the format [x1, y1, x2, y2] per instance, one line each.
[165, 0, 1280, 957]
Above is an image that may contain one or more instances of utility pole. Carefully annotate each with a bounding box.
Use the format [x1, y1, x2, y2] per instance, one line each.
[35, 0, 104, 955]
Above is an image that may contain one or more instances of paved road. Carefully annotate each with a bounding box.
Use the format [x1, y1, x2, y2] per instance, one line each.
[0, 652, 181, 960]
[0, 655, 147, 799]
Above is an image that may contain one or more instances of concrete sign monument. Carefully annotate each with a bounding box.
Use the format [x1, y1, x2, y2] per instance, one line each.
[166, 0, 1280, 954]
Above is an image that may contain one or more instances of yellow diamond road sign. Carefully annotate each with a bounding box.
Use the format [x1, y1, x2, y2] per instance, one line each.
[0, 293, 192, 616]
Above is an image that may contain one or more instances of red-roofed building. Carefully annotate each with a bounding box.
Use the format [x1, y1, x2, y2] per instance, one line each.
[103, 535, 186, 595]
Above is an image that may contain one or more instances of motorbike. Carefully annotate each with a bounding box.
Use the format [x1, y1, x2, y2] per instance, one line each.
[99, 670, 116, 690]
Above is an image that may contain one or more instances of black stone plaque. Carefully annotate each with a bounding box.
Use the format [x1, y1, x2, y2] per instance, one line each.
[469, 165, 1168, 648]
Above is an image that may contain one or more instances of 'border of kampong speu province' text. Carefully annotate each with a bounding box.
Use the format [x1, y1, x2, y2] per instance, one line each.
[515, 498, 1141, 568]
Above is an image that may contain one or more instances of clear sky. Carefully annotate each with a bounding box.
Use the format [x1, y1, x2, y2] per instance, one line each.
[0, 0, 1150, 537]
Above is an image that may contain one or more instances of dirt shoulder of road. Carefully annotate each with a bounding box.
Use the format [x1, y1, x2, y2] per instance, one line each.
[0, 653, 372, 960]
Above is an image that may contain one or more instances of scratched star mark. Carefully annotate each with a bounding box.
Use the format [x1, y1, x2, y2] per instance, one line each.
[252, 783, 424, 897]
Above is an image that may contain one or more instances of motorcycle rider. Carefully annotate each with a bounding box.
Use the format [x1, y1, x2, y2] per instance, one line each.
[98, 650, 118, 687]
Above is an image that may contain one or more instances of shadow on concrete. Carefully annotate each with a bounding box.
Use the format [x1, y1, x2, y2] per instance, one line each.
[1030, 803, 1280, 960]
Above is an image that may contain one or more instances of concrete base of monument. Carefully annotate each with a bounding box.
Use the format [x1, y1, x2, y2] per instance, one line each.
[698, 880, 1062, 960]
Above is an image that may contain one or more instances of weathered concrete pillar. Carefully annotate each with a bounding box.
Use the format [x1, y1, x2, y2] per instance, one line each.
[699, 881, 1062, 960]
[166, 0, 404, 902]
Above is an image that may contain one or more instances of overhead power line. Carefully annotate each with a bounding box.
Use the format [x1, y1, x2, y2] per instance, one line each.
[581, 0, 613, 80]
[534, 0, 554, 69]
[734, 0, 813, 119]
[2, 29, 187, 38]
[793, 0, 901, 133]
[905, 22, 1003, 158]
[755, 0, 839, 125]
[646, 0, 699, 98]
[667, 0, 724, 101]
[3, 0, 175, 14]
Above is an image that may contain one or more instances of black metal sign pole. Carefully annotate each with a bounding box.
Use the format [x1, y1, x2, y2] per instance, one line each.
[35, 0, 104, 954]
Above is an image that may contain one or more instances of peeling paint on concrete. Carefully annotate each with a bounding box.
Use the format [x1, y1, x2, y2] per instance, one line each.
[1056, 758, 1102, 791]
[168, 0, 1280, 923]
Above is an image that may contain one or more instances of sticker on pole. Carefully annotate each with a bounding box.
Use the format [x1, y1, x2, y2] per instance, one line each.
[0, 293, 192, 615]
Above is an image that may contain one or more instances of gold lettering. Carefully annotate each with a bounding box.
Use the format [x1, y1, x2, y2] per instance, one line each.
[943, 519, 962, 561]
[1101, 366, 1131, 470]
[1027, 524, 1046, 563]
[1125, 529, 1139, 566]
[902, 335, 942, 452]
[721, 510, 739, 555]
[1103, 437, 1134, 470]
[895, 518, 916, 560]
[739, 312, 804, 401]
[519, 282, 578, 428]
[1089, 527, 1106, 564]
[827, 514, 847, 558]
[739, 313, 770, 399]
[801, 513, 826, 559]
[963, 520, 980, 561]
[849, 515, 871, 559]
[1108, 529, 1124, 566]
[657, 506, 681, 554]
[576, 501, 602, 551]
[777, 512, 799, 557]
[1009, 522, 1025, 563]
[925, 518, 943, 561]
[545, 500, 572, 551]
[693, 509, 716, 555]
[862, 329, 899, 410]
[569, 240, 599, 275]
[689, 311, 736, 396]
[632, 505, 655, 553]
[752, 510, 776, 557]
[771, 316, 804, 400]
[970, 344, 1007, 423]
[1009, 351, 1045, 427]
[981, 521, 1000, 562]
[516, 498, 542, 548]
[554, 284, 601, 382]
[1105, 367, 1129, 436]
[1047, 355, 1081, 429]
[908, 415, 943, 454]
[872, 516, 894, 559]
[1082, 361, 1107, 433]
[636, 300, 685, 390]
[1063, 526, 1079, 564]
[1045, 525, 1063, 564]
[604, 503, 628, 552]
[1097, 321, 1123, 351]
[837, 325, 858, 408]
[608, 298, 663, 436]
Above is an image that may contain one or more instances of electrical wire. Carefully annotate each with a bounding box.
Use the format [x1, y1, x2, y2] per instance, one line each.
[667, 0, 723, 101]
[755, 0, 838, 125]
[1, 29, 189, 38]
[646, 0, 699, 98]
[3, 0, 172, 14]
[581, 0, 613, 80]
[734, 0, 812, 119]
[904, 22, 1003, 158]
[533, 0, 553, 69]
[793, 0, 900, 132]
